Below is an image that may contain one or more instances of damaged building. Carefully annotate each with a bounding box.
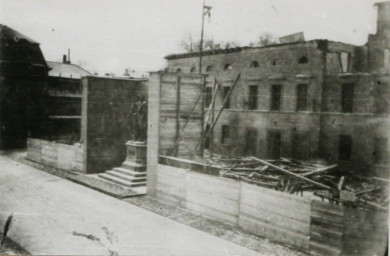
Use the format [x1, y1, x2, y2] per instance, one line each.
[164, 1, 390, 177]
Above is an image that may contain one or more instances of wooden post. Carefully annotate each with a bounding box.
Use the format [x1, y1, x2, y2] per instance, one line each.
[175, 75, 181, 156]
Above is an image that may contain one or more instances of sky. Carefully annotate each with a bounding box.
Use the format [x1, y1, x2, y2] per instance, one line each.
[0, 0, 381, 75]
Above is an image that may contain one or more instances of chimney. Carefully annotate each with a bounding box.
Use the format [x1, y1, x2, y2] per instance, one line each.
[62, 54, 67, 63]
[67, 48, 71, 64]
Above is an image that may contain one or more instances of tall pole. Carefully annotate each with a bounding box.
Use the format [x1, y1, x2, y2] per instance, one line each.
[199, 0, 205, 75]
[199, 0, 206, 156]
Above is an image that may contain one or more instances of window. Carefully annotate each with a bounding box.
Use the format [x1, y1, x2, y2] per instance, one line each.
[223, 86, 231, 109]
[272, 60, 277, 66]
[206, 65, 213, 72]
[176, 68, 182, 73]
[374, 138, 388, 165]
[384, 49, 390, 68]
[270, 84, 282, 111]
[205, 87, 213, 108]
[250, 61, 259, 68]
[340, 52, 350, 72]
[292, 132, 309, 160]
[296, 84, 308, 111]
[338, 135, 352, 161]
[190, 67, 196, 73]
[248, 85, 258, 110]
[221, 125, 230, 144]
[224, 64, 232, 70]
[244, 127, 258, 156]
[267, 130, 281, 159]
[298, 56, 308, 64]
[341, 83, 354, 113]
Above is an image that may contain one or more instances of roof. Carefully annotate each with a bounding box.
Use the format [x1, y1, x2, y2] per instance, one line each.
[164, 39, 359, 60]
[47, 61, 92, 79]
[0, 24, 39, 44]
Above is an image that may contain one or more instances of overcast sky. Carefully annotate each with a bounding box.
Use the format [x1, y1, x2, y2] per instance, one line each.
[0, 0, 381, 75]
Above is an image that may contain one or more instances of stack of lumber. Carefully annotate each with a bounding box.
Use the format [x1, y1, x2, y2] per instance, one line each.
[208, 154, 389, 211]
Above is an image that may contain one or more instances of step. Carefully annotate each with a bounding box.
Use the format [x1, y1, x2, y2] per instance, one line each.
[121, 161, 146, 172]
[106, 170, 146, 183]
[98, 173, 146, 188]
[113, 167, 146, 177]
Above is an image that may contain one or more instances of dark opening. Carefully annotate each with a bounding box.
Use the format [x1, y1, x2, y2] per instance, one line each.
[341, 83, 354, 113]
[298, 56, 308, 64]
[176, 68, 182, 73]
[224, 64, 232, 70]
[292, 132, 308, 160]
[244, 127, 258, 156]
[223, 86, 231, 109]
[250, 61, 259, 68]
[248, 85, 258, 110]
[190, 67, 196, 73]
[270, 84, 281, 111]
[267, 130, 281, 159]
[221, 125, 230, 145]
[206, 65, 213, 72]
[272, 60, 277, 66]
[204, 124, 211, 149]
[338, 135, 352, 161]
[205, 87, 213, 108]
[374, 138, 388, 165]
[296, 84, 308, 111]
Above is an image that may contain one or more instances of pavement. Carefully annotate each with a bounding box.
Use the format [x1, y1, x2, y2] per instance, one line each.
[0, 154, 263, 256]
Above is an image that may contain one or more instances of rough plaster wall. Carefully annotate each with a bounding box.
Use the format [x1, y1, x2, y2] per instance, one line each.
[81, 77, 147, 173]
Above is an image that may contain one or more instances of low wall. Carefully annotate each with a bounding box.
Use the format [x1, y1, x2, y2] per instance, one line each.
[155, 163, 388, 256]
[27, 138, 83, 173]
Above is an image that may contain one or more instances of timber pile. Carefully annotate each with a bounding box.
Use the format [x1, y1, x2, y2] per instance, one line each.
[208, 154, 389, 211]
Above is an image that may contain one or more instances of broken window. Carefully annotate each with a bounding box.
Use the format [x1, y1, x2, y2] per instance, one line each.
[244, 127, 258, 156]
[250, 61, 259, 68]
[223, 86, 231, 109]
[224, 64, 232, 70]
[248, 85, 258, 110]
[190, 67, 196, 73]
[205, 87, 213, 108]
[221, 125, 230, 144]
[374, 137, 389, 165]
[341, 83, 354, 113]
[338, 135, 352, 161]
[340, 52, 350, 72]
[206, 65, 213, 72]
[298, 56, 308, 64]
[270, 84, 282, 111]
[267, 130, 281, 159]
[296, 84, 308, 111]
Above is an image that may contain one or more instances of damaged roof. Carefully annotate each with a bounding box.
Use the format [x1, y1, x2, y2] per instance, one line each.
[47, 61, 92, 79]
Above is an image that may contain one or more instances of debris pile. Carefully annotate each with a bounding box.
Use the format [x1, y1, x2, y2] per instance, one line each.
[206, 153, 389, 211]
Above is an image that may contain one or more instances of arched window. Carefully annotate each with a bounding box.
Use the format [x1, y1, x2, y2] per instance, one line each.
[298, 56, 308, 64]
[176, 68, 182, 73]
[250, 61, 259, 68]
[190, 67, 196, 73]
[224, 64, 232, 70]
[206, 65, 213, 72]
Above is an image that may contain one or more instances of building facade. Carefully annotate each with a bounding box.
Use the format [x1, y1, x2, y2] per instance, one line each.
[164, 2, 390, 177]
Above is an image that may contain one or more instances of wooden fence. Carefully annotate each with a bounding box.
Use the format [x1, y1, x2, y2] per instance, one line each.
[155, 161, 388, 256]
[27, 138, 83, 172]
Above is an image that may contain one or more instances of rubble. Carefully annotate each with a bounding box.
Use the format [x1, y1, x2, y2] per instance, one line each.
[204, 151, 389, 211]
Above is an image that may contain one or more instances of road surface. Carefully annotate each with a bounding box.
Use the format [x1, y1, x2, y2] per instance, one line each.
[0, 154, 262, 256]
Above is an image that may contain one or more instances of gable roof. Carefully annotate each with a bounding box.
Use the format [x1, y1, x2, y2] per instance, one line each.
[47, 61, 92, 79]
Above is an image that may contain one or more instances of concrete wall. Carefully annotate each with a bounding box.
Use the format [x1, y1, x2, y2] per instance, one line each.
[81, 76, 147, 173]
[153, 161, 388, 255]
[26, 138, 83, 172]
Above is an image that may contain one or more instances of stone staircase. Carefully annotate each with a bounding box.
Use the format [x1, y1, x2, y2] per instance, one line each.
[98, 161, 146, 188]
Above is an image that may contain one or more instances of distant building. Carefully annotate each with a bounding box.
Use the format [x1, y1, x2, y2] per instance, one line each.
[0, 24, 49, 148]
[45, 57, 92, 144]
[164, 1, 390, 177]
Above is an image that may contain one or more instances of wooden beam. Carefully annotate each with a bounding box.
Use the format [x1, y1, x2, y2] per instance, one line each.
[301, 164, 338, 177]
[250, 157, 331, 190]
